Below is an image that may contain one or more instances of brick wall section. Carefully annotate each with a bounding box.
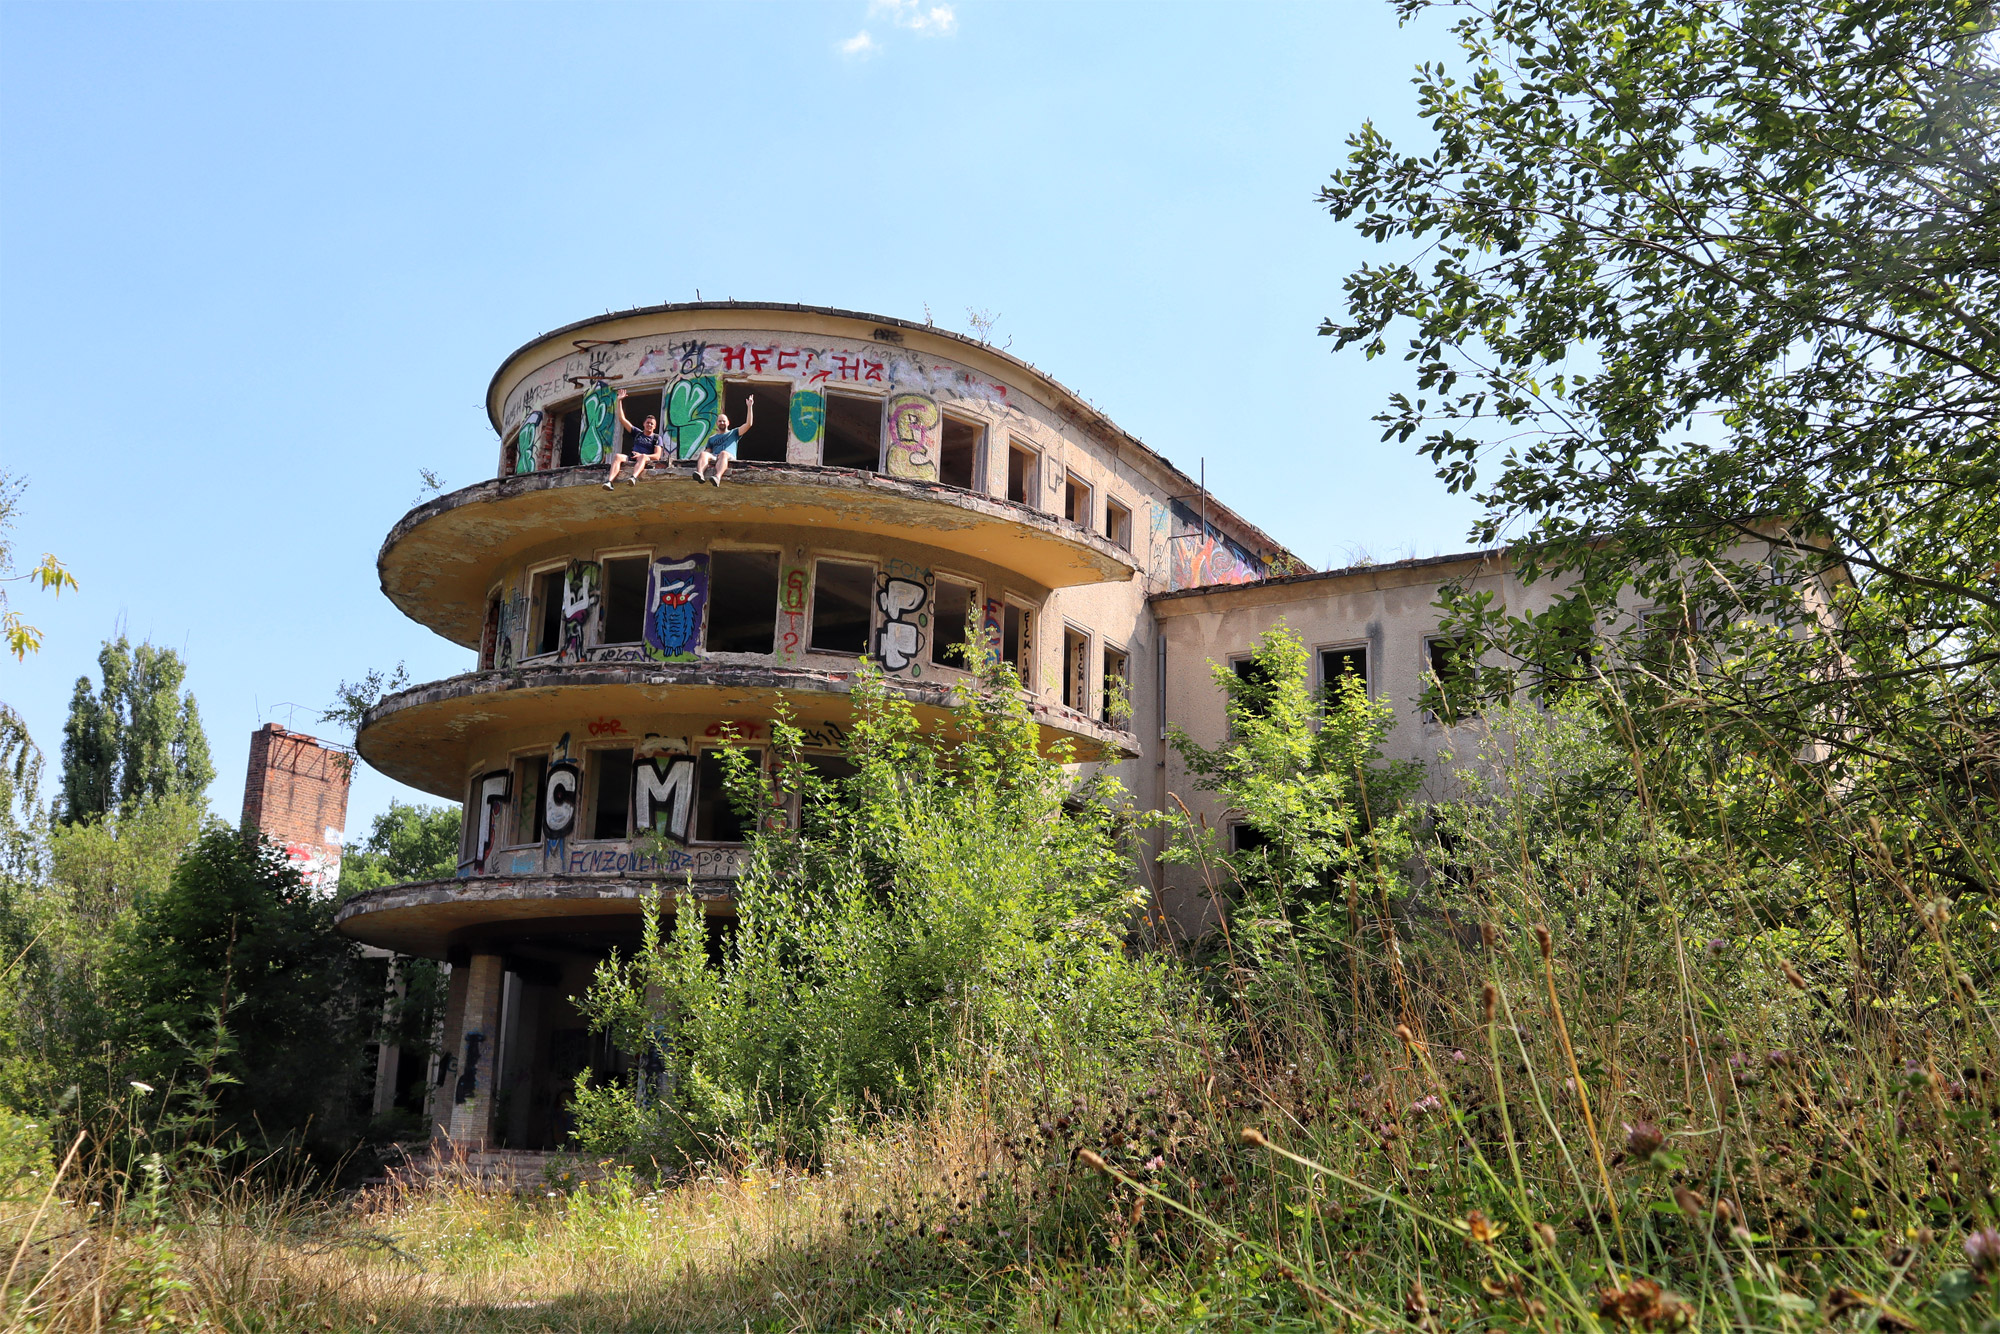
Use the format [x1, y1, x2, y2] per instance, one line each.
[240, 724, 352, 885]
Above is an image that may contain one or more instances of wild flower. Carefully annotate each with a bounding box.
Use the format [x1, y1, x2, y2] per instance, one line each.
[1964, 1228, 2000, 1276]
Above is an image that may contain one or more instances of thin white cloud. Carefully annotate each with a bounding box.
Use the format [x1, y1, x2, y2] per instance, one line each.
[869, 0, 957, 36]
[839, 29, 880, 58]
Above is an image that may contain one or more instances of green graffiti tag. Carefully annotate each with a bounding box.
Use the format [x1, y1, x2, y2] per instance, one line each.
[666, 376, 722, 461]
[790, 390, 825, 447]
[579, 384, 617, 464]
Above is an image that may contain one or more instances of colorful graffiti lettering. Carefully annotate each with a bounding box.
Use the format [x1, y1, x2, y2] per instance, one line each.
[470, 770, 509, 873]
[560, 561, 600, 661]
[665, 376, 722, 460]
[644, 554, 708, 661]
[790, 390, 825, 448]
[983, 598, 1004, 664]
[885, 392, 941, 481]
[513, 410, 542, 475]
[586, 717, 626, 737]
[875, 567, 932, 675]
[633, 754, 696, 843]
[579, 384, 617, 464]
[777, 564, 808, 663]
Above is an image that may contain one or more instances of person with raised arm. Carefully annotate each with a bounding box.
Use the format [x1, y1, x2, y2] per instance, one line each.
[694, 395, 754, 487]
[605, 391, 666, 487]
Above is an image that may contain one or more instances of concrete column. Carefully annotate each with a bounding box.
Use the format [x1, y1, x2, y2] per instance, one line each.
[445, 953, 505, 1149]
[428, 961, 468, 1141]
[372, 961, 405, 1117]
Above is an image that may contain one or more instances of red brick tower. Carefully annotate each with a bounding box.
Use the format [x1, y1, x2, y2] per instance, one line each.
[241, 724, 353, 891]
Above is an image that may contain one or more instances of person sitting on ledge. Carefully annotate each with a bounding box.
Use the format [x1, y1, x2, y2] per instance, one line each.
[694, 395, 754, 487]
[606, 391, 666, 487]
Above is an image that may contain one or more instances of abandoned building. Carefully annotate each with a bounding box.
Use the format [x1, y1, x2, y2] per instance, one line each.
[332, 302, 1571, 1150]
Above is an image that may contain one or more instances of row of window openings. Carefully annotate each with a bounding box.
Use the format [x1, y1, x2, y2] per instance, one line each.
[497, 554, 1036, 678]
[493, 747, 775, 848]
[1058, 628, 1131, 726]
[525, 382, 1133, 549]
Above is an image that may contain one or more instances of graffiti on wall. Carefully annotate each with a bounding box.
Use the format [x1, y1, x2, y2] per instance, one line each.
[876, 561, 933, 675]
[778, 563, 808, 663]
[282, 840, 341, 891]
[1166, 498, 1266, 589]
[885, 392, 941, 482]
[983, 598, 1004, 665]
[790, 391, 825, 450]
[665, 376, 722, 461]
[643, 555, 708, 662]
[496, 583, 524, 670]
[469, 770, 510, 873]
[541, 759, 580, 841]
[579, 384, 617, 464]
[633, 754, 696, 843]
[560, 562, 601, 661]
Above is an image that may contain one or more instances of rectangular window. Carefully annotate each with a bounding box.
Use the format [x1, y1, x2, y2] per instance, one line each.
[600, 555, 649, 644]
[1104, 499, 1131, 550]
[810, 559, 874, 654]
[1230, 824, 1270, 855]
[1101, 645, 1129, 725]
[1063, 474, 1091, 527]
[1002, 604, 1030, 683]
[1061, 627, 1089, 711]
[694, 748, 762, 843]
[821, 392, 881, 469]
[510, 754, 546, 844]
[1319, 645, 1369, 705]
[723, 380, 790, 463]
[530, 568, 565, 657]
[587, 748, 634, 841]
[1426, 635, 1479, 721]
[939, 415, 981, 489]
[558, 405, 583, 469]
[707, 550, 781, 654]
[1232, 656, 1276, 718]
[1006, 445, 1037, 505]
[931, 579, 977, 668]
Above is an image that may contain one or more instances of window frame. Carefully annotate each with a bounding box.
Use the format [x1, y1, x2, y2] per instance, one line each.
[999, 596, 1037, 689]
[691, 746, 766, 846]
[819, 389, 887, 471]
[1423, 633, 1480, 722]
[1005, 441, 1041, 508]
[1315, 640, 1371, 703]
[807, 554, 879, 658]
[928, 573, 983, 671]
[1063, 472, 1093, 529]
[594, 546, 653, 647]
[1100, 640, 1131, 727]
[937, 412, 985, 490]
[704, 543, 785, 656]
[1104, 497, 1132, 550]
[526, 561, 570, 660]
[580, 744, 637, 843]
[506, 750, 548, 847]
[1060, 623, 1093, 713]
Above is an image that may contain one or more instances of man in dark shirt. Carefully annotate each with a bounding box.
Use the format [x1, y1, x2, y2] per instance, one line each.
[607, 391, 666, 487]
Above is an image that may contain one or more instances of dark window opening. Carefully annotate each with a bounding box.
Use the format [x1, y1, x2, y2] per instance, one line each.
[795, 752, 858, 835]
[1064, 474, 1091, 527]
[723, 380, 790, 463]
[511, 754, 546, 844]
[1230, 824, 1270, 855]
[1101, 646, 1129, 725]
[931, 580, 976, 668]
[531, 569, 565, 657]
[1002, 604, 1029, 681]
[558, 405, 583, 469]
[1061, 627, 1089, 711]
[695, 748, 762, 843]
[588, 748, 634, 841]
[810, 560, 874, 655]
[821, 392, 881, 469]
[1320, 646, 1369, 705]
[1232, 656, 1276, 718]
[939, 416, 980, 489]
[1105, 499, 1131, 550]
[601, 556, 649, 644]
[1427, 636, 1479, 720]
[480, 594, 501, 670]
[1007, 446, 1037, 505]
[707, 550, 781, 654]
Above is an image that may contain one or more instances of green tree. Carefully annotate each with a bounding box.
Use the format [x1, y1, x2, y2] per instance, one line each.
[104, 829, 374, 1160]
[59, 637, 213, 823]
[1321, 0, 2000, 766]
[0, 471, 77, 661]
[335, 800, 462, 899]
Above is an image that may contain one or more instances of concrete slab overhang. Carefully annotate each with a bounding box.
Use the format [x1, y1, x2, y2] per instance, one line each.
[380, 464, 1139, 646]
[334, 875, 727, 958]
[355, 662, 1140, 799]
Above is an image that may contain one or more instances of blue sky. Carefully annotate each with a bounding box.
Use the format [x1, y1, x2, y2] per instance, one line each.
[0, 0, 1481, 838]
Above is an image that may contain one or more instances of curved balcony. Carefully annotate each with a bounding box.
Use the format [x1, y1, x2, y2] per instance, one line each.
[334, 875, 728, 957]
[381, 464, 1140, 647]
[355, 661, 1139, 799]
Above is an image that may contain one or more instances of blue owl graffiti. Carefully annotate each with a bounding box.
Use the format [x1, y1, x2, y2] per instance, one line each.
[644, 554, 709, 662]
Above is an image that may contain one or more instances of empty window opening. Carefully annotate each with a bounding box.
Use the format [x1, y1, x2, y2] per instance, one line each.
[723, 380, 790, 463]
[557, 404, 583, 469]
[1101, 646, 1130, 725]
[931, 579, 977, 668]
[1064, 474, 1091, 527]
[587, 748, 634, 841]
[939, 416, 981, 489]
[480, 594, 501, 670]
[821, 392, 881, 469]
[1231, 824, 1270, 855]
[694, 748, 762, 843]
[531, 568, 565, 657]
[1104, 499, 1131, 549]
[600, 556, 649, 644]
[1232, 656, 1276, 718]
[1001, 604, 1030, 682]
[511, 754, 546, 844]
[1006, 446, 1037, 505]
[1426, 636, 1479, 720]
[1320, 645, 1369, 705]
[707, 550, 781, 654]
[810, 560, 874, 655]
[1061, 627, 1089, 711]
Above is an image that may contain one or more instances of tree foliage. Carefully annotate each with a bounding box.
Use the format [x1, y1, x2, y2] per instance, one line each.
[1322, 0, 2000, 765]
[335, 799, 462, 899]
[0, 472, 77, 661]
[59, 637, 213, 824]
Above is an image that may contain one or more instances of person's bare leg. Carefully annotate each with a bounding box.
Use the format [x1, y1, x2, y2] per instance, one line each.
[713, 455, 731, 486]
[629, 453, 650, 483]
[605, 454, 624, 488]
[693, 449, 713, 482]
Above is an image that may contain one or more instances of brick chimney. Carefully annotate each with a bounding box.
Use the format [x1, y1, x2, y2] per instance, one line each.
[241, 724, 353, 891]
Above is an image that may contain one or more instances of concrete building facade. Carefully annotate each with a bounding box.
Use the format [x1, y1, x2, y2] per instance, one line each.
[331, 303, 1540, 1150]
